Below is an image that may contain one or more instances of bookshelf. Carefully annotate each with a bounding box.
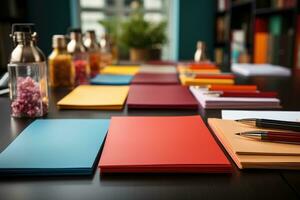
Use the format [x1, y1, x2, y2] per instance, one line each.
[214, 0, 300, 73]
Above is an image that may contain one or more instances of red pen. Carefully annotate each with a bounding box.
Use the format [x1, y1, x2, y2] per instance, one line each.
[237, 131, 300, 145]
[220, 91, 278, 98]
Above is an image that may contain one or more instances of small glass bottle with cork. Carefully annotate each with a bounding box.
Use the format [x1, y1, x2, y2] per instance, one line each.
[48, 35, 75, 88]
[67, 28, 90, 85]
[84, 30, 101, 78]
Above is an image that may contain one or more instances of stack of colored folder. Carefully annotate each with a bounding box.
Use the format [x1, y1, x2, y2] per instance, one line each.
[177, 62, 235, 86]
[126, 85, 198, 109]
[101, 65, 140, 75]
[189, 85, 281, 109]
[132, 73, 179, 85]
[57, 85, 129, 110]
[90, 74, 133, 85]
[99, 116, 232, 173]
[208, 118, 300, 169]
[0, 119, 109, 176]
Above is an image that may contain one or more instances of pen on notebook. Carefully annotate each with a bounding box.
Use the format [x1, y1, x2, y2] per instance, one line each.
[236, 131, 300, 145]
[236, 118, 300, 132]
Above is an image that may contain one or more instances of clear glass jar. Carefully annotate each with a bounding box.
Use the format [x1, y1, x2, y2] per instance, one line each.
[8, 63, 48, 117]
[48, 35, 74, 88]
[8, 23, 49, 118]
[67, 28, 90, 85]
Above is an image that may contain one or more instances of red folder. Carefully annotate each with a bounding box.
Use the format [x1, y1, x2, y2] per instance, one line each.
[126, 85, 198, 109]
[195, 74, 235, 79]
[132, 73, 179, 85]
[190, 63, 218, 70]
[99, 116, 232, 173]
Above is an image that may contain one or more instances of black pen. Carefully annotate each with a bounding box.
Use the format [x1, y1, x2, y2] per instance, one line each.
[236, 118, 300, 132]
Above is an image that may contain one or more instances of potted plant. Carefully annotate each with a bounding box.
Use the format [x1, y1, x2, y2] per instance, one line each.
[120, 10, 152, 62]
[148, 21, 167, 60]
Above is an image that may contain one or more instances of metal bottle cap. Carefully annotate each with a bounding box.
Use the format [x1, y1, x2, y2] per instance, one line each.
[52, 35, 67, 49]
[10, 23, 35, 44]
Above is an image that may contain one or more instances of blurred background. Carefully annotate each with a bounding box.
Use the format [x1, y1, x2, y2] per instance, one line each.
[0, 0, 215, 73]
[1, 0, 300, 74]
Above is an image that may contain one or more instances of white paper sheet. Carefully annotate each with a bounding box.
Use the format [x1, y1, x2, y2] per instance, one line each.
[222, 110, 300, 122]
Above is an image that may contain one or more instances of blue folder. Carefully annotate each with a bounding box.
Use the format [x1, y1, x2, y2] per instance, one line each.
[90, 74, 133, 85]
[0, 119, 110, 176]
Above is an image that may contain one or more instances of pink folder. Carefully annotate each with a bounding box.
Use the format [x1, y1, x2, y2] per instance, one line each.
[132, 73, 179, 85]
[127, 85, 198, 109]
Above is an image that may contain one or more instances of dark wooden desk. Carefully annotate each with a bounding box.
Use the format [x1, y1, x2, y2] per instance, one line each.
[0, 75, 300, 200]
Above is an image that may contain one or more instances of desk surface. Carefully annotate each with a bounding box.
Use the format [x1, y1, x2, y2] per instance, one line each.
[0, 75, 300, 200]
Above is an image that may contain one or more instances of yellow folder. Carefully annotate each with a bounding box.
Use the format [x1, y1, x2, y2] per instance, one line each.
[101, 65, 140, 75]
[208, 118, 300, 169]
[179, 75, 234, 86]
[177, 66, 221, 74]
[57, 85, 129, 110]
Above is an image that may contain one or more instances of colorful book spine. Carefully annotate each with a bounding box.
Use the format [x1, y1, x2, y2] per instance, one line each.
[254, 33, 268, 64]
[295, 15, 300, 69]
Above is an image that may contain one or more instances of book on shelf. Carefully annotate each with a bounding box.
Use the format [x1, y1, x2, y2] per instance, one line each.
[257, 0, 296, 9]
[254, 16, 294, 68]
[215, 48, 224, 65]
[295, 15, 300, 70]
[270, 0, 296, 9]
[254, 32, 268, 64]
[216, 15, 229, 44]
[217, 0, 229, 12]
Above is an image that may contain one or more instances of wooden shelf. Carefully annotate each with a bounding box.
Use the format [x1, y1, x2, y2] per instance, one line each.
[255, 7, 296, 16]
[231, 0, 253, 9]
[216, 10, 228, 15]
[214, 42, 227, 47]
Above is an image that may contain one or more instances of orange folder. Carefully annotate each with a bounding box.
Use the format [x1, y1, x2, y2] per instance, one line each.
[99, 116, 232, 173]
[190, 63, 219, 70]
[209, 85, 257, 92]
[208, 119, 300, 169]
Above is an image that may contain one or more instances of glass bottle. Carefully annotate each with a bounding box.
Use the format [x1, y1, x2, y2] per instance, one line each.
[194, 41, 208, 62]
[8, 23, 48, 118]
[84, 30, 101, 78]
[48, 35, 74, 88]
[67, 28, 90, 85]
[99, 34, 113, 69]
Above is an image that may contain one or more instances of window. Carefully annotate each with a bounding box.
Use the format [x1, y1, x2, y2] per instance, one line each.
[75, 0, 177, 60]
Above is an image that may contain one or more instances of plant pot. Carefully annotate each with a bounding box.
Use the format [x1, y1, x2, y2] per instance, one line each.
[149, 48, 162, 60]
[130, 48, 148, 62]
